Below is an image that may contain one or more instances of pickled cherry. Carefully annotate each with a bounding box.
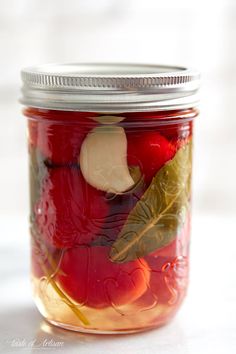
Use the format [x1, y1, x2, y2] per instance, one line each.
[57, 246, 150, 309]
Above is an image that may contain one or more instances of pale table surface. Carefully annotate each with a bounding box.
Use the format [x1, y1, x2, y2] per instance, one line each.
[0, 213, 235, 354]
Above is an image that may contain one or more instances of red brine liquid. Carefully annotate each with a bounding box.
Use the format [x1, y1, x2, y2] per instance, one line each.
[26, 107, 195, 333]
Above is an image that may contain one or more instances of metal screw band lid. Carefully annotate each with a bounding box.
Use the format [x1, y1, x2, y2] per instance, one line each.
[20, 63, 200, 112]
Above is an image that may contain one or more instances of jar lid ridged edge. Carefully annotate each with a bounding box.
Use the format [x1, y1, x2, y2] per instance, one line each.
[20, 63, 200, 112]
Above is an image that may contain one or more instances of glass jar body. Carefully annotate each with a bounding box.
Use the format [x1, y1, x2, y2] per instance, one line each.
[25, 107, 197, 333]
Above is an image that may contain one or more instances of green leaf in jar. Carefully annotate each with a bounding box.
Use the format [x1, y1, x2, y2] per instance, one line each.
[109, 141, 192, 263]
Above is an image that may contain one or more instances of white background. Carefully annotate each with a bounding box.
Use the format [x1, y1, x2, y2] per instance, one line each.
[0, 1, 235, 353]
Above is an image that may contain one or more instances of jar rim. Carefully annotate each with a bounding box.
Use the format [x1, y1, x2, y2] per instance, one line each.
[20, 63, 200, 112]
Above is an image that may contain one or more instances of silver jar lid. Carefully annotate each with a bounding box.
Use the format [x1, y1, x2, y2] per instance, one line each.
[20, 63, 200, 112]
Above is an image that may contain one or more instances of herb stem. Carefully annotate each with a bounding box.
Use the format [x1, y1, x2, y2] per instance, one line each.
[41, 261, 90, 325]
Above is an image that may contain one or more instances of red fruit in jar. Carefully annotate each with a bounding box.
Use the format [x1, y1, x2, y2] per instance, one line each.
[137, 254, 188, 307]
[127, 131, 175, 183]
[136, 223, 190, 308]
[123, 110, 194, 152]
[157, 121, 193, 152]
[28, 114, 96, 165]
[136, 241, 177, 306]
[35, 168, 109, 248]
[145, 255, 177, 304]
[56, 245, 150, 309]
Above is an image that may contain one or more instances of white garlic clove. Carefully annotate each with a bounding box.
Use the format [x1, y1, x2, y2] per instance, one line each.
[80, 125, 135, 193]
[90, 115, 125, 124]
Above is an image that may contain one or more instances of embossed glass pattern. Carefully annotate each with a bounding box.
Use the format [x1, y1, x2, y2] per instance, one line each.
[24, 107, 197, 333]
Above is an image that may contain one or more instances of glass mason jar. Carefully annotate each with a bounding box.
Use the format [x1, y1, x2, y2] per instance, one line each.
[20, 63, 200, 334]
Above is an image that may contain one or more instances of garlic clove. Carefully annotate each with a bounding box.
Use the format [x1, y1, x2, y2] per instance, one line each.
[90, 115, 125, 124]
[80, 125, 135, 193]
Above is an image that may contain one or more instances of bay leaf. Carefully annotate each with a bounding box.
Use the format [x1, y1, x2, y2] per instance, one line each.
[109, 141, 192, 263]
